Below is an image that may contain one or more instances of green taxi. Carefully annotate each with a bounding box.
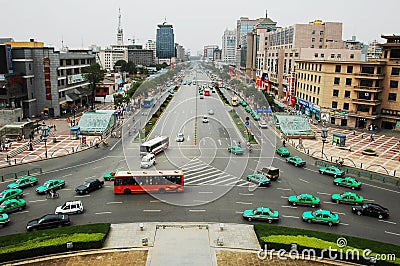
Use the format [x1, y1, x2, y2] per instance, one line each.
[331, 192, 364, 204]
[104, 170, 121, 181]
[245, 106, 252, 113]
[246, 173, 271, 187]
[0, 214, 9, 227]
[228, 145, 244, 155]
[0, 199, 26, 213]
[288, 194, 320, 207]
[251, 111, 260, 121]
[0, 189, 23, 204]
[35, 179, 65, 194]
[8, 176, 38, 189]
[333, 177, 362, 190]
[319, 165, 345, 177]
[286, 156, 306, 167]
[276, 147, 290, 157]
[243, 207, 279, 223]
[168, 89, 174, 94]
[302, 209, 339, 227]
[240, 100, 247, 107]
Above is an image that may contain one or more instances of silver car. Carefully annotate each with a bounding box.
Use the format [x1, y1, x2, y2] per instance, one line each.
[176, 132, 184, 142]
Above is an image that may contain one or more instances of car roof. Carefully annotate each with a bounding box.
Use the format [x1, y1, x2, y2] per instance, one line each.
[64, 200, 82, 205]
[316, 209, 333, 215]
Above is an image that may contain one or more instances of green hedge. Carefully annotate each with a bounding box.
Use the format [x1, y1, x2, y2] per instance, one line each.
[0, 223, 110, 263]
[255, 224, 400, 265]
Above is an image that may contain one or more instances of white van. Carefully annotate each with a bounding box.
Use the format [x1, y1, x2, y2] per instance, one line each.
[140, 153, 155, 168]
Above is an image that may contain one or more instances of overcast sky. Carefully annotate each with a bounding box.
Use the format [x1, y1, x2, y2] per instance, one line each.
[2, 0, 399, 54]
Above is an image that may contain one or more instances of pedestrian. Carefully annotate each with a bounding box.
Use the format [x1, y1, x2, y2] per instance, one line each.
[28, 142, 33, 151]
[54, 124, 56, 131]
[371, 134, 375, 142]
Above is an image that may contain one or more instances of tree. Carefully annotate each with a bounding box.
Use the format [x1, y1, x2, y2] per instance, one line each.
[81, 64, 106, 110]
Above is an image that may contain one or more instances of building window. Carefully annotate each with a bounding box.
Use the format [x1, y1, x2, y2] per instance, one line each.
[317, 87, 320, 94]
[335, 65, 341, 73]
[346, 78, 352, 86]
[343, 103, 349, 110]
[311, 45, 314, 48]
[317, 98, 319, 105]
[347, 66, 353, 73]
[332, 101, 338, 108]
[333, 89, 339, 97]
[388, 93, 397, 101]
[320, 31, 324, 35]
[312, 38, 315, 42]
[390, 80, 399, 88]
[331, 54, 335, 58]
[295, 53, 299, 57]
[66, 59, 71, 65]
[350, 54, 354, 59]
[337, 54, 341, 59]
[391, 68, 400, 75]
[334, 77, 340, 85]
[312, 30, 315, 34]
[345, 91, 351, 98]
[319, 38, 323, 42]
[318, 76, 321, 83]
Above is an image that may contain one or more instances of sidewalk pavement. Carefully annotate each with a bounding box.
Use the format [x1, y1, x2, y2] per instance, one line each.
[294, 124, 400, 178]
[0, 104, 117, 169]
[8, 223, 355, 266]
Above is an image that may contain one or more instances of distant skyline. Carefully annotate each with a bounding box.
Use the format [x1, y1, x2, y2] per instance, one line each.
[2, 0, 399, 54]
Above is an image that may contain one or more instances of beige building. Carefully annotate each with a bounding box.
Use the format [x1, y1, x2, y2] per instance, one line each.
[295, 35, 400, 130]
[263, 20, 362, 101]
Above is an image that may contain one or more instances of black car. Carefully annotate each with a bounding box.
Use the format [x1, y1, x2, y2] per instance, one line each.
[352, 203, 389, 219]
[26, 214, 70, 231]
[75, 178, 104, 194]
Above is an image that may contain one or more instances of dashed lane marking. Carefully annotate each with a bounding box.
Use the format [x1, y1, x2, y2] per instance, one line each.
[236, 201, 253, 205]
[95, 212, 112, 215]
[143, 210, 161, 212]
[282, 215, 300, 219]
[379, 220, 397, 225]
[385, 231, 400, 236]
[106, 202, 123, 204]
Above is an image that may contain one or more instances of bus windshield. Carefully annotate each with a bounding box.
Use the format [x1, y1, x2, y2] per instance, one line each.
[143, 98, 154, 108]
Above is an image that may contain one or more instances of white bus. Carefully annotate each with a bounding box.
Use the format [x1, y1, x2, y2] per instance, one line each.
[140, 136, 169, 156]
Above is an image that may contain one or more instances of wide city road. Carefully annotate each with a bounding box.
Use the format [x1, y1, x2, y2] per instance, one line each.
[0, 65, 399, 246]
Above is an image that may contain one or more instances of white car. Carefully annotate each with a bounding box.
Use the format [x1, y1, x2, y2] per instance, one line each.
[258, 120, 268, 128]
[202, 116, 209, 123]
[176, 132, 184, 142]
[208, 110, 214, 115]
[55, 200, 84, 215]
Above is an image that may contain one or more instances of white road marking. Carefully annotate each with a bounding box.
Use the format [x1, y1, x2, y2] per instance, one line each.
[193, 200, 209, 203]
[281, 206, 297, 209]
[299, 178, 309, 183]
[150, 200, 160, 202]
[198, 191, 213, 194]
[282, 215, 300, 219]
[385, 231, 400, 236]
[106, 202, 123, 204]
[323, 201, 337, 204]
[276, 188, 291, 191]
[75, 195, 91, 198]
[236, 201, 253, 205]
[143, 209, 161, 212]
[29, 199, 47, 203]
[15, 210, 29, 214]
[363, 198, 375, 202]
[239, 193, 254, 196]
[336, 212, 346, 215]
[235, 211, 243, 214]
[92, 166, 102, 169]
[218, 139, 222, 146]
[379, 220, 397, 225]
[95, 212, 112, 215]
[317, 192, 331, 195]
[339, 222, 349, 226]
[62, 174, 72, 177]
[188, 209, 206, 212]
[364, 183, 400, 194]
[280, 196, 288, 199]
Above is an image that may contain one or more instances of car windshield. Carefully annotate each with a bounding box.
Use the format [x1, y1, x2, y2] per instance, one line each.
[83, 182, 91, 187]
[15, 179, 22, 184]
[0, 202, 6, 208]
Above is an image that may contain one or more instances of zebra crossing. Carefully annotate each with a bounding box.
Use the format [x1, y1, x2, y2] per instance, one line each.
[180, 158, 252, 187]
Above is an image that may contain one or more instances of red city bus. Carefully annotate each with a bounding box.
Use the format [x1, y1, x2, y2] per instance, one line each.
[204, 88, 210, 96]
[113, 170, 184, 194]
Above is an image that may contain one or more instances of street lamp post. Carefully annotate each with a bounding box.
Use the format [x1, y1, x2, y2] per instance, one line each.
[41, 122, 49, 158]
[321, 122, 328, 158]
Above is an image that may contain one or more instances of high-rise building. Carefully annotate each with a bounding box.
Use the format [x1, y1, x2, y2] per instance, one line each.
[367, 40, 383, 59]
[294, 35, 400, 130]
[156, 21, 175, 60]
[145, 40, 156, 60]
[236, 16, 261, 69]
[203, 45, 219, 60]
[222, 29, 236, 65]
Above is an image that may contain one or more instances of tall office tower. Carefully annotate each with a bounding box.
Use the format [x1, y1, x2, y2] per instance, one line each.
[236, 17, 260, 69]
[222, 29, 236, 65]
[117, 8, 124, 46]
[156, 20, 175, 60]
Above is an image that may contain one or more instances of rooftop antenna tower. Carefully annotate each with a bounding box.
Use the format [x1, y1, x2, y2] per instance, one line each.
[117, 8, 124, 45]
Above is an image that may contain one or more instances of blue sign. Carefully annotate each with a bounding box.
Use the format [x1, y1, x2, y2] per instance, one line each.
[298, 98, 309, 107]
[245, 121, 250, 126]
[266, 107, 273, 114]
[257, 108, 263, 114]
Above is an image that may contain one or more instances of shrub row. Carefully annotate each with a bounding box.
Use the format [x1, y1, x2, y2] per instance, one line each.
[254, 224, 399, 265]
[144, 93, 175, 137]
[0, 223, 110, 263]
